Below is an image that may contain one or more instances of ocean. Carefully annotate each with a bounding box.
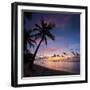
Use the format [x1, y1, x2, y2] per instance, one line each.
[34, 59, 80, 74]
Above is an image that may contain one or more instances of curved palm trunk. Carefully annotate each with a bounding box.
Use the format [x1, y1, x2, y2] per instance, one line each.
[30, 36, 44, 69]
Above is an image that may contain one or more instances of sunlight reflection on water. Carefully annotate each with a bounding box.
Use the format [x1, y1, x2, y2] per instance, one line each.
[34, 59, 80, 74]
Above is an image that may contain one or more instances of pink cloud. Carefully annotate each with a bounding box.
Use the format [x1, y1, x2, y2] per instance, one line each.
[47, 47, 58, 51]
[44, 47, 64, 52]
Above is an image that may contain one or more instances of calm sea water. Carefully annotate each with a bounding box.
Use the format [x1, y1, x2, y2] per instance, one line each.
[34, 59, 80, 74]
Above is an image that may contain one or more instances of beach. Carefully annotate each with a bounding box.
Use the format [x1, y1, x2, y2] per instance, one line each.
[24, 59, 80, 77]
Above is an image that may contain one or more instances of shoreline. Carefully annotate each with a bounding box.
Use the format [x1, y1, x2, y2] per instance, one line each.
[24, 63, 79, 77]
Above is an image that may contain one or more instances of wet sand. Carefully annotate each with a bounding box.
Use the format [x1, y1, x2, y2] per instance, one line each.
[23, 63, 78, 77]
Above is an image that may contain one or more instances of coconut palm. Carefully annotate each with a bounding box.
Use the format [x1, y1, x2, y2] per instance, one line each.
[24, 12, 35, 52]
[24, 29, 36, 52]
[63, 52, 68, 56]
[71, 51, 76, 56]
[76, 52, 80, 57]
[61, 55, 64, 57]
[24, 29, 38, 63]
[30, 19, 55, 69]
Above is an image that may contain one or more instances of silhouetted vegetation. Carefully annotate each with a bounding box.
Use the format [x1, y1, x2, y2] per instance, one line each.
[24, 12, 36, 64]
[24, 17, 55, 70]
[30, 19, 55, 69]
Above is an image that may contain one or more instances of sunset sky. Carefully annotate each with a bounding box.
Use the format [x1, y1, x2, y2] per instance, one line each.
[24, 12, 80, 57]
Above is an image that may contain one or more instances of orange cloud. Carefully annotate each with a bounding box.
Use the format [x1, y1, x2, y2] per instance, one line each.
[45, 47, 64, 52]
[47, 47, 58, 51]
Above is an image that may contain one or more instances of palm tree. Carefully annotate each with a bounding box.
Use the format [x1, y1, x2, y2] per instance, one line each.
[24, 29, 37, 63]
[30, 19, 55, 69]
[24, 12, 39, 64]
[24, 29, 36, 52]
[76, 52, 80, 57]
[63, 52, 68, 56]
[24, 12, 35, 52]
[71, 51, 76, 56]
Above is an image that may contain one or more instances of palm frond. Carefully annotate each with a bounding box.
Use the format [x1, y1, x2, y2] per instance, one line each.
[35, 24, 42, 30]
[28, 38, 36, 44]
[41, 19, 45, 27]
[33, 28, 41, 32]
[46, 31, 55, 40]
[71, 51, 76, 56]
[24, 29, 37, 50]
[28, 42, 35, 48]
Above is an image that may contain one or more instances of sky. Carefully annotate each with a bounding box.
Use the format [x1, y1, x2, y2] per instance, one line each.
[24, 12, 80, 57]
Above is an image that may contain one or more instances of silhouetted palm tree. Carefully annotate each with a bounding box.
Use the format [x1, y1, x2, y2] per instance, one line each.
[24, 12, 35, 52]
[63, 52, 68, 56]
[57, 55, 60, 57]
[76, 52, 80, 57]
[24, 29, 36, 52]
[71, 51, 76, 56]
[24, 29, 37, 63]
[30, 19, 55, 69]
[61, 55, 64, 57]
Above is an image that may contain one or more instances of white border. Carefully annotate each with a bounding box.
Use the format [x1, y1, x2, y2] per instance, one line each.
[17, 5, 86, 84]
